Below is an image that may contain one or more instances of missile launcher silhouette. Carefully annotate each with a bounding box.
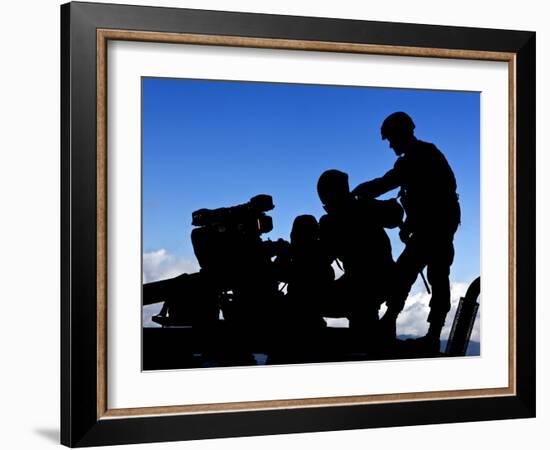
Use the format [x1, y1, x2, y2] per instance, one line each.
[445, 277, 480, 356]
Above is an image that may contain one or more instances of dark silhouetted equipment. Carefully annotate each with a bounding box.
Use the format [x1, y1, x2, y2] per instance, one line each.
[143, 194, 287, 331]
[190, 194, 276, 284]
[143, 272, 218, 327]
[445, 277, 480, 356]
[192, 193, 274, 234]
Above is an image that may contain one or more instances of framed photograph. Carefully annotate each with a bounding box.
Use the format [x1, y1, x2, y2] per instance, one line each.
[61, 1, 535, 447]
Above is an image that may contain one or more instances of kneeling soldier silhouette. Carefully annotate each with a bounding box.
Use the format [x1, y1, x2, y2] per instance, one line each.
[317, 169, 403, 352]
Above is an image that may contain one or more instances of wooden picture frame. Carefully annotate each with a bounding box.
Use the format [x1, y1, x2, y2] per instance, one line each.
[61, 1, 535, 446]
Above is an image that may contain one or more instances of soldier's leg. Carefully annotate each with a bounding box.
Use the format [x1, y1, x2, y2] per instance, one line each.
[384, 236, 428, 319]
[425, 237, 455, 340]
[342, 275, 379, 351]
[378, 238, 427, 343]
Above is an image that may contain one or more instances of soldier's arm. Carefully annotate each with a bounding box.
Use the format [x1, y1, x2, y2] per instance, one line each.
[352, 161, 403, 199]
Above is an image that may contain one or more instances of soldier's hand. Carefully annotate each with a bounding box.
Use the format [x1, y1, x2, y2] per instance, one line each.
[351, 181, 372, 200]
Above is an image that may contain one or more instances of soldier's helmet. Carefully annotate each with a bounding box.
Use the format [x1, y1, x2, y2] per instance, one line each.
[317, 169, 350, 208]
[291, 215, 319, 245]
[381, 111, 415, 140]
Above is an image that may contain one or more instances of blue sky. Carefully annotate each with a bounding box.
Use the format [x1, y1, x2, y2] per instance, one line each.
[142, 77, 480, 289]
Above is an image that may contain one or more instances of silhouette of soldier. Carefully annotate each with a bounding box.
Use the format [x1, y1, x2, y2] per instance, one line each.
[317, 170, 403, 349]
[268, 215, 334, 364]
[276, 215, 334, 329]
[352, 112, 461, 353]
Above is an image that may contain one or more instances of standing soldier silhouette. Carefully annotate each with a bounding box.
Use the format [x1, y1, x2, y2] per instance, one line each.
[352, 112, 461, 354]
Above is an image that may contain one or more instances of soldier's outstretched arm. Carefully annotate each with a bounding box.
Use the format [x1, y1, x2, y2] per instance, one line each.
[352, 168, 400, 199]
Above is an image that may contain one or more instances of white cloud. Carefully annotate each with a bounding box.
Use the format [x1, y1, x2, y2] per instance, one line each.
[143, 302, 163, 328]
[332, 260, 344, 280]
[142, 249, 200, 283]
[395, 281, 481, 342]
[325, 317, 349, 328]
[329, 262, 480, 343]
[321, 281, 480, 343]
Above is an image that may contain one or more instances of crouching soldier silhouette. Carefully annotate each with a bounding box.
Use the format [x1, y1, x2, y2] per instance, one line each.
[279, 215, 335, 330]
[317, 169, 403, 352]
[268, 215, 335, 364]
[352, 112, 461, 354]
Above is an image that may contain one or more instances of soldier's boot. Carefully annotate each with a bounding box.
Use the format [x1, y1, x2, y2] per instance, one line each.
[409, 318, 444, 356]
[378, 309, 398, 341]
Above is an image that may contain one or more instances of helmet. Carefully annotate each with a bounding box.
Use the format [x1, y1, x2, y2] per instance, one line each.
[317, 169, 350, 207]
[381, 112, 415, 140]
[291, 215, 319, 245]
